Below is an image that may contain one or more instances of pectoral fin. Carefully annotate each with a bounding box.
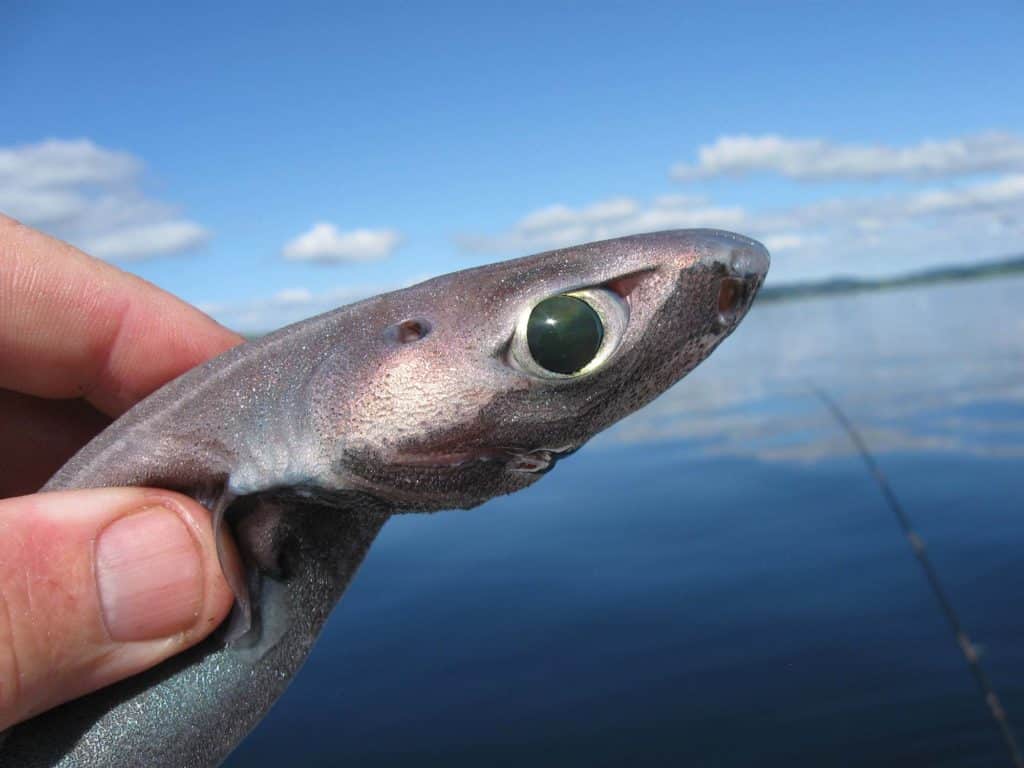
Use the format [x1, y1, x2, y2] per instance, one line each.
[207, 489, 255, 642]
[210, 490, 296, 645]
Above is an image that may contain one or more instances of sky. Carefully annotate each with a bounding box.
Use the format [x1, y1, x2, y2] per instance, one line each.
[2, 1, 1023, 331]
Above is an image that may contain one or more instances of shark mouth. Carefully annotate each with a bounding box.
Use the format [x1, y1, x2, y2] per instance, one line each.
[389, 444, 578, 474]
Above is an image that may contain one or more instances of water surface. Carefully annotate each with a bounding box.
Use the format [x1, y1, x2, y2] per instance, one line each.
[228, 276, 1024, 767]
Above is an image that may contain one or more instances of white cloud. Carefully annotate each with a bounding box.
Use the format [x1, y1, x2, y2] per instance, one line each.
[80, 221, 209, 260]
[456, 172, 1024, 283]
[199, 282, 400, 333]
[0, 187, 84, 223]
[456, 195, 745, 255]
[906, 173, 1024, 214]
[760, 233, 805, 253]
[753, 173, 1024, 280]
[778, 173, 1024, 229]
[272, 287, 315, 305]
[0, 138, 140, 189]
[282, 222, 401, 263]
[0, 138, 208, 260]
[671, 132, 1024, 181]
[518, 198, 638, 234]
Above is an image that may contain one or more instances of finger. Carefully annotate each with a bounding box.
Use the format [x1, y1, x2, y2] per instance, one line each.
[0, 389, 111, 497]
[0, 214, 245, 417]
[0, 487, 238, 729]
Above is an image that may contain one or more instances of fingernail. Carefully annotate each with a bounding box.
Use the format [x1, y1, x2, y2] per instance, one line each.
[96, 507, 203, 641]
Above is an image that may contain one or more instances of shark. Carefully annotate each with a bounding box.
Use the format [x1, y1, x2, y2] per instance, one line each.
[1, 229, 769, 767]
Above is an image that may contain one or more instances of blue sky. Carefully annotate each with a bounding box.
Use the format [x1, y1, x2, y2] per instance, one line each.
[3, 1, 1023, 331]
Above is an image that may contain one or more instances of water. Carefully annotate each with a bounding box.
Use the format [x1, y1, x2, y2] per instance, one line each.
[227, 276, 1024, 767]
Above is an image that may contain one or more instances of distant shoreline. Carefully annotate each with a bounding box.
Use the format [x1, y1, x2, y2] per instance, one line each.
[758, 253, 1024, 303]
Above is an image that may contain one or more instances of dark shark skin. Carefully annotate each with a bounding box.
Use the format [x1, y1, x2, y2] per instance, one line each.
[1, 229, 768, 767]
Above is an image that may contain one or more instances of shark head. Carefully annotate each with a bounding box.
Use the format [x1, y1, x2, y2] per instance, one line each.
[326, 229, 769, 510]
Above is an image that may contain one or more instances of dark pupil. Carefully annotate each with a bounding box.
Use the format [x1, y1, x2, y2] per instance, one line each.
[527, 295, 604, 375]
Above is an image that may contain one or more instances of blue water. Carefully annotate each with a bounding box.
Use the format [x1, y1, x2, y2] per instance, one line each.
[227, 276, 1024, 767]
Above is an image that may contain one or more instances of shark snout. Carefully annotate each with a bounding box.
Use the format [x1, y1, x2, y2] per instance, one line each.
[700, 229, 771, 280]
[694, 230, 770, 325]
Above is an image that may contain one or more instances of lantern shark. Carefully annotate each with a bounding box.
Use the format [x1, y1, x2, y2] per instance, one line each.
[2, 229, 769, 766]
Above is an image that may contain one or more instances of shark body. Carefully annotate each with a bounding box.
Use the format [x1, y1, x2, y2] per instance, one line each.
[2, 229, 768, 767]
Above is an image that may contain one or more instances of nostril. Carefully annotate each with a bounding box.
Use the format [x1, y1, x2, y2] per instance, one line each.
[717, 277, 749, 324]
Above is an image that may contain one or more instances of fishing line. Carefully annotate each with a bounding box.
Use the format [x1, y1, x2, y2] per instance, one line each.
[813, 387, 1023, 768]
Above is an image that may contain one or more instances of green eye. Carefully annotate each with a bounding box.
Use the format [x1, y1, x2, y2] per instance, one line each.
[511, 287, 628, 380]
[526, 295, 604, 375]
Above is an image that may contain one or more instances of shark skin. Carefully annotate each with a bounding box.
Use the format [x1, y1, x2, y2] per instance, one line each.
[1, 229, 768, 767]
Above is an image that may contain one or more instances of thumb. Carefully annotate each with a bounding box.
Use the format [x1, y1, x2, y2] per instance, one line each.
[0, 487, 236, 729]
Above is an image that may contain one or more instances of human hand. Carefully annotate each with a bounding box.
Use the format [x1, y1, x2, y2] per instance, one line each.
[0, 214, 244, 729]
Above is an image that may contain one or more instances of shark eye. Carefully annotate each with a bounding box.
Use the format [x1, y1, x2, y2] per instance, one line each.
[511, 288, 629, 378]
[527, 295, 603, 374]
